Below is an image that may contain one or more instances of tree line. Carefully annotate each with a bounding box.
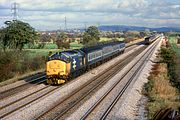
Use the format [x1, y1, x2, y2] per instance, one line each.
[40, 26, 100, 48]
[0, 20, 101, 51]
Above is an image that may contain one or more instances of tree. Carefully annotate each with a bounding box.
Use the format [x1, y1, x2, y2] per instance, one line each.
[0, 20, 38, 51]
[140, 31, 147, 38]
[82, 26, 100, 46]
[82, 32, 92, 45]
[40, 34, 51, 42]
[0, 27, 10, 51]
[56, 32, 69, 49]
[0, 28, 4, 49]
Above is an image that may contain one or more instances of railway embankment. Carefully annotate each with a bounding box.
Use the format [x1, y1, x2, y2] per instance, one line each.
[0, 51, 45, 85]
[144, 39, 180, 119]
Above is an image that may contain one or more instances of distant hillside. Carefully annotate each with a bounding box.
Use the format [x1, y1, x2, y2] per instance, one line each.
[98, 25, 180, 32]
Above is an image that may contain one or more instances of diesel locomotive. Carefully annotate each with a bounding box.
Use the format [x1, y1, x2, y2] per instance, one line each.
[46, 41, 125, 84]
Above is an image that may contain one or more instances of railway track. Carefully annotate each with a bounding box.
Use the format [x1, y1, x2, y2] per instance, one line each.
[0, 43, 140, 101]
[0, 85, 61, 119]
[49, 40, 159, 120]
[36, 46, 147, 120]
[0, 44, 145, 120]
[0, 72, 46, 100]
[80, 40, 159, 120]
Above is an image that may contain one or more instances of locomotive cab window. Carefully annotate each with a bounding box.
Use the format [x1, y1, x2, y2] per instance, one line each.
[79, 57, 83, 66]
[60, 53, 70, 63]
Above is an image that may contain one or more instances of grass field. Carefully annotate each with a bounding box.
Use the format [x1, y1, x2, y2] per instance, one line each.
[24, 43, 58, 49]
[24, 42, 83, 58]
[100, 37, 124, 42]
[168, 36, 180, 56]
[25, 49, 61, 58]
[43, 43, 58, 49]
[70, 42, 83, 49]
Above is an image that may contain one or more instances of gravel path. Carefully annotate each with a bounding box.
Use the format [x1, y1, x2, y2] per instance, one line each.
[2, 45, 143, 120]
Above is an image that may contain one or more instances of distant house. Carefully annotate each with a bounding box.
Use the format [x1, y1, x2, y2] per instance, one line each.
[177, 38, 180, 44]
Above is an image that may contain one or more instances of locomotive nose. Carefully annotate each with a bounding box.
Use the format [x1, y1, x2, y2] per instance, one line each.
[46, 60, 70, 77]
[46, 59, 71, 84]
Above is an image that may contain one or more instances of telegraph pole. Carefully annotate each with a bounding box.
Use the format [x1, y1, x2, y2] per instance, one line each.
[11, 2, 18, 20]
[97, 22, 100, 31]
[65, 16, 67, 31]
[84, 22, 87, 31]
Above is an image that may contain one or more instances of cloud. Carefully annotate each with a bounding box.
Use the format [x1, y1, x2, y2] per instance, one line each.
[0, 0, 180, 30]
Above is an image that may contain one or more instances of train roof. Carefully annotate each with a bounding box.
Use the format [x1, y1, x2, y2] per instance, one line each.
[81, 41, 124, 53]
[61, 50, 84, 57]
[48, 49, 84, 62]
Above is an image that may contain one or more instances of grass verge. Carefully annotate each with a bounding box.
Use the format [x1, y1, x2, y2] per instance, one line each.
[168, 36, 180, 56]
[144, 63, 180, 119]
[144, 46, 180, 119]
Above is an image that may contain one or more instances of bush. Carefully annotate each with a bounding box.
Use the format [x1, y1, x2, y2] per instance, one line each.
[37, 43, 45, 49]
[160, 47, 175, 64]
[0, 51, 46, 82]
[124, 37, 134, 43]
[160, 47, 177, 83]
[144, 64, 180, 119]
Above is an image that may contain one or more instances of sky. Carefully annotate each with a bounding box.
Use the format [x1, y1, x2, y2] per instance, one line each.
[0, 0, 180, 30]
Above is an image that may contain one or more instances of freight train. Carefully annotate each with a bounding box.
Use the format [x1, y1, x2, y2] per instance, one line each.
[46, 41, 125, 84]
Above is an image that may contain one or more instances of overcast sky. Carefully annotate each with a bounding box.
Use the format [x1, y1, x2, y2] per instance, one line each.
[0, 0, 180, 30]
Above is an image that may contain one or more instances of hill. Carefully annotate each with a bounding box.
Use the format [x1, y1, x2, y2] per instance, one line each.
[98, 25, 180, 32]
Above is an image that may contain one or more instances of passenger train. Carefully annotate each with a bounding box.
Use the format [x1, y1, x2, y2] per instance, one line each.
[46, 41, 125, 84]
[144, 34, 162, 45]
